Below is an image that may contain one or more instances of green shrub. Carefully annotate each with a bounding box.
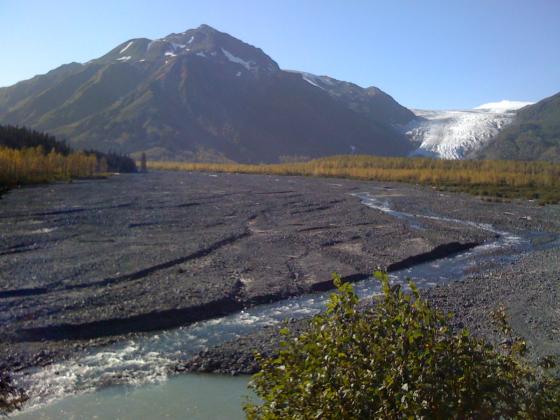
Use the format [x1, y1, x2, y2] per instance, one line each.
[245, 273, 560, 419]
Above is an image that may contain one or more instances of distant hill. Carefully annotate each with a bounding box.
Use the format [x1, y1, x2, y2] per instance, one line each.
[477, 92, 560, 162]
[0, 25, 415, 163]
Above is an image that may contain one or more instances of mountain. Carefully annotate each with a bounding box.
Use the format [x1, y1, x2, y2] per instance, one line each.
[476, 93, 560, 162]
[403, 101, 532, 159]
[285, 71, 416, 126]
[0, 25, 415, 163]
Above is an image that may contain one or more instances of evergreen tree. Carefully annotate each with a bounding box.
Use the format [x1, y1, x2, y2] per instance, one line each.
[140, 152, 147, 172]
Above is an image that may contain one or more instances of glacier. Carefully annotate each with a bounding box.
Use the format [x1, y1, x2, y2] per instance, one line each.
[404, 101, 533, 159]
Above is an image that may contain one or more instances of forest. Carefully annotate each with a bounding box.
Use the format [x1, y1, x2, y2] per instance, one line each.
[0, 125, 136, 189]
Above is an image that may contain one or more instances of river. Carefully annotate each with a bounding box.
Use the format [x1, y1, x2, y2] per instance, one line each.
[13, 192, 559, 419]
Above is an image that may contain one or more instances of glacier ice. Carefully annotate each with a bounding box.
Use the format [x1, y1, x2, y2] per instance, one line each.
[404, 101, 532, 159]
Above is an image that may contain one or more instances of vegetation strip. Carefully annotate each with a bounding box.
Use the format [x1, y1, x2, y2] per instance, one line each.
[149, 155, 560, 204]
[0, 125, 136, 190]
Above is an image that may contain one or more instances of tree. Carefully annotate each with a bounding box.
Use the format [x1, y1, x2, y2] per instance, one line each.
[245, 273, 560, 418]
[140, 152, 147, 173]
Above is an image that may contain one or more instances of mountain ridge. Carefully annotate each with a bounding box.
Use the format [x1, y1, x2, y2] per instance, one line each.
[0, 24, 415, 163]
[476, 92, 560, 162]
[4, 24, 553, 163]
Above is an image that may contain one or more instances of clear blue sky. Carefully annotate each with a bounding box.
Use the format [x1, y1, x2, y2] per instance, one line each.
[1, 0, 558, 109]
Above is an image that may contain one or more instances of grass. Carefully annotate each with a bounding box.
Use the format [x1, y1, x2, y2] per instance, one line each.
[148, 155, 560, 205]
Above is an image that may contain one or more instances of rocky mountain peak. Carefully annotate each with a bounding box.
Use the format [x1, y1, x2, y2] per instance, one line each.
[97, 24, 280, 75]
[195, 23, 219, 32]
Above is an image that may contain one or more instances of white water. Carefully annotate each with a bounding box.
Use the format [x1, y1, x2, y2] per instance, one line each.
[13, 193, 556, 419]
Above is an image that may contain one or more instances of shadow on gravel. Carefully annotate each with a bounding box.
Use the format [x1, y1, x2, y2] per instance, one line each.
[0, 287, 49, 299]
[386, 242, 480, 272]
[15, 295, 245, 341]
[6, 238, 483, 342]
[12, 272, 368, 342]
[0, 202, 134, 219]
[0, 232, 250, 300]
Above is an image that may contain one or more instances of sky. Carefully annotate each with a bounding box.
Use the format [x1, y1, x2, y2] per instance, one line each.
[1, 0, 558, 109]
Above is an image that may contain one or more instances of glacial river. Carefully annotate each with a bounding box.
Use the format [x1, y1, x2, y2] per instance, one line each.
[13, 193, 559, 419]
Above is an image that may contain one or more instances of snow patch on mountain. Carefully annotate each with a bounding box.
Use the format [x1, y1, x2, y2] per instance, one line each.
[285, 71, 334, 90]
[474, 100, 533, 113]
[404, 101, 532, 159]
[221, 48, 254, 71]
[301, 73, 324, 89]
[119, 41, 134, 54]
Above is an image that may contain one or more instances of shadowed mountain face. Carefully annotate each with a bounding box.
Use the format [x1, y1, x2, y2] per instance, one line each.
[477, 92, 560, 162]
[0, 25, 415, 163]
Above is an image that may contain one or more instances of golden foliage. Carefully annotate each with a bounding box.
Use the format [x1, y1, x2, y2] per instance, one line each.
[149, 155, 560, 203]
[0, 146, 102, 187]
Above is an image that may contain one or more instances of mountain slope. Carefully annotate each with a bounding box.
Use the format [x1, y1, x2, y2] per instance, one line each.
[286, 71, 416, 126]
[404, 102, 532, 159]
[0, 25, 414, 163]
[477, 92, 560, 162]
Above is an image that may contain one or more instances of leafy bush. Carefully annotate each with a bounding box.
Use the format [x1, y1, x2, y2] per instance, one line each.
[245, 273, 560, 418]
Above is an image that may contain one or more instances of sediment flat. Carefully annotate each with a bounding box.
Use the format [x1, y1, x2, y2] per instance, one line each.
[182, 247, 560, 375]
[1, 171, 559, 371]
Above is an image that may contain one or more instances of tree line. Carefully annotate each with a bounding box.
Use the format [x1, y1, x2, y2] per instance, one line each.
[0, 125, 136, 188]
[149, 155, 560, 204]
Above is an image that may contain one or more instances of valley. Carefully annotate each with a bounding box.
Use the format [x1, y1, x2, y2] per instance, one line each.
[1, 172, 559, 416]
[1, 2, 559, 416]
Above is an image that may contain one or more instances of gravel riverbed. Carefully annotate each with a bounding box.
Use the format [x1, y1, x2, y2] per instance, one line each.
[182, 247, 560, 375]
[1, 171, 559, 375]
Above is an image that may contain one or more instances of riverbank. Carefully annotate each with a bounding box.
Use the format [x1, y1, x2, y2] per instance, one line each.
[179, 246, 560, 375]
[177, 180, 560, 375]
[1, 171, 504, 370]
[1, 170, 559, 411]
